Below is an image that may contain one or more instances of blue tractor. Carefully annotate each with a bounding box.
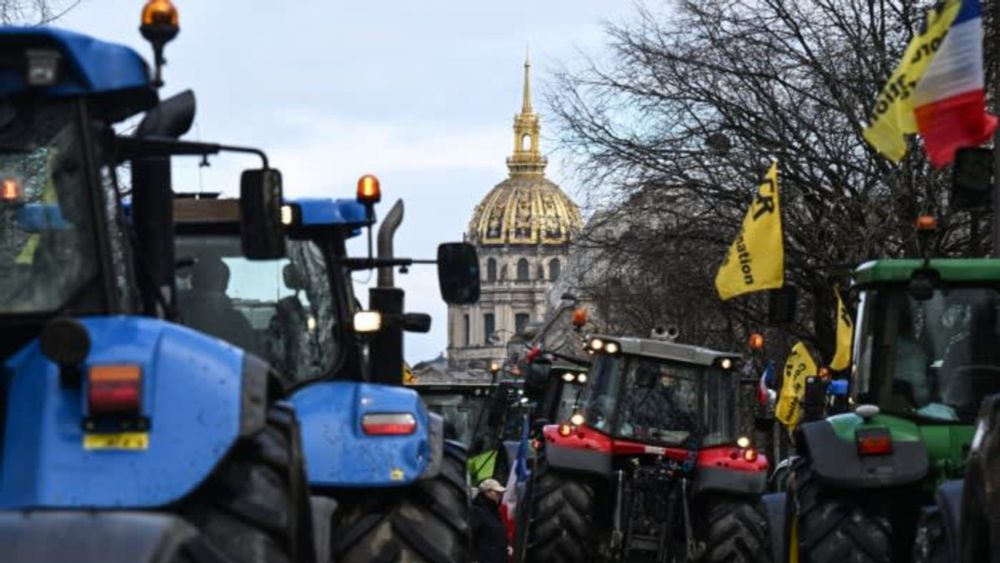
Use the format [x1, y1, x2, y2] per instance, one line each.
[171, 185, 481, 562]
[0, 3, 316, 562]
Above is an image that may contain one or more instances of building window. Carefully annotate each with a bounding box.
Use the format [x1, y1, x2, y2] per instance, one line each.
[517, 258, 529, 281]
[515, 313, 530, 335]
[463, 314, 470, 347]
[487, 258, 497, 283]
[549, 258, 561, 281]
[484, 313, 495, 345]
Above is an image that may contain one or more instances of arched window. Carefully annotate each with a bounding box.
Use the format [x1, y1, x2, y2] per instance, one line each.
[483, 313, 496, 344]
[517, 258, 529, 281]
[487, 258, 497, 283]
[521, 134, 531, 151]
[463, 314, 470, 347]
[549, 259, 561, 281]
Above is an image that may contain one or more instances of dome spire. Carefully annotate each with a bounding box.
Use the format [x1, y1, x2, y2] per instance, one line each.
[508, 50, 546, 176]
[521, 47, 533, 115]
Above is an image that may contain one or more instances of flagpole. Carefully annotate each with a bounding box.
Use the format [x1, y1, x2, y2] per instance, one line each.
[993, 0, 1000, 257]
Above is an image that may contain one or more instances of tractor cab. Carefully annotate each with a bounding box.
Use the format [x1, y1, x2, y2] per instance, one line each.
[558, 335, 748, 452]
[173, 195, 359, 388]
[520, 334, 769, 563]
[851, 259, 1000, 426]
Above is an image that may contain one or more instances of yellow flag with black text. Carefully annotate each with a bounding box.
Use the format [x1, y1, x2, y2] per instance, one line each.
[715, 161, 783, 300]
[776, 341, 817, 429]
[829, 289, 853, 371]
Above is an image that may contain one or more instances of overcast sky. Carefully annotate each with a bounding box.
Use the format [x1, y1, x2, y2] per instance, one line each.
[60, 1, 637, 363]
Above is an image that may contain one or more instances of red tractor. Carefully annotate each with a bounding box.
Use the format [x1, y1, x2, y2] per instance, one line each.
[518, 334, 770, 562]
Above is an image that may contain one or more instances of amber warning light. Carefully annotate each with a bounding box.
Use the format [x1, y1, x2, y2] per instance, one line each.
[357, 174, 381, 204]
[916, 215, 938, 232]
[0, 178, 21, 203]
[572, 307, 588, 329]
[748, 333, 765, 351]
[141, 0, 179, 27]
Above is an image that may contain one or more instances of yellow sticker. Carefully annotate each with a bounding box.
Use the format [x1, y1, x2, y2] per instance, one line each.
[83, 432, 150, 451]
[390, 468, 405, 481]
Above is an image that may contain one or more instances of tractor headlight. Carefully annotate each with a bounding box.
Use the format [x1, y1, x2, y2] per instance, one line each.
[353, 311, 382, 333]
[737, 436, 751, 449]
[561, 372, 575, 383]
[570, 413, 585, 426]
[605, 341, 620, 354]
[577, 373, 588, 384]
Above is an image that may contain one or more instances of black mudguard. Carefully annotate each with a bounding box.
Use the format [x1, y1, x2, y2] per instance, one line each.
[934, 479, 963, 562]
[797, 419, 929, 488]
[545, 443, 612, 477]
[761, 492, 787, 563]
[0, 511, 223, 563]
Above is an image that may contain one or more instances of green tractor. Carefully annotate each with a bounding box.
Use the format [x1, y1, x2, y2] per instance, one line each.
[786, 258, 1000, 562]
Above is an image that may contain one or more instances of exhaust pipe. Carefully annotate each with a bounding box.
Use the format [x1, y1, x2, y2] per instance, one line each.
[376, 199, 404, 287]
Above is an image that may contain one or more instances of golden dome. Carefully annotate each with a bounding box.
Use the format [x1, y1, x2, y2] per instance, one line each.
[469, 176, 582, 245]
[468, 52, 582, 246]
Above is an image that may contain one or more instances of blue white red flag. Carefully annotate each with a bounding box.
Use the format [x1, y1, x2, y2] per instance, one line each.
[500, 415, 531, 534]
[864, 0, 997, 167]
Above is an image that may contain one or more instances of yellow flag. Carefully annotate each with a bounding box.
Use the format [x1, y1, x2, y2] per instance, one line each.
[715, 161, 783, 300]
[861, 0, 962, 162]
[776, 342, 817, 429]
[829, 289, 854, 371]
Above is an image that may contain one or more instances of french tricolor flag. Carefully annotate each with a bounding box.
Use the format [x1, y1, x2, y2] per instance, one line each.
[913, 0, 997, 167]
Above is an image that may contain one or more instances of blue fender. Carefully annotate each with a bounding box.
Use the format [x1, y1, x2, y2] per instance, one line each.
[290, 381, 433, 487]
[0, 316, 258, 508]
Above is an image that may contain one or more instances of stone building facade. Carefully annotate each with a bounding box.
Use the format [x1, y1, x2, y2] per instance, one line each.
[446, 56, 582, 370]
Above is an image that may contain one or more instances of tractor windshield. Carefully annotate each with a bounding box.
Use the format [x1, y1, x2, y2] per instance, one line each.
[418, 387, 492, 445]
[0, 100, 100, 315]
[584, 354, 738, 447]
[175, 234, 339, 386]
[857, 286, 1000, 423]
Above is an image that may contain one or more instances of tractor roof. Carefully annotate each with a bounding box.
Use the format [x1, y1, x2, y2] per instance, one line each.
[0, 27, 154, 112]
[173, 197, 368, 234]
[854, 258, 1000, 286]
[591, 334, 739, 366]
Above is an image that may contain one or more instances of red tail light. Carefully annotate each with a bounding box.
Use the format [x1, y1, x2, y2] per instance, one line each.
[362, 413, 416, 436]
[88, 365, 142, 414]
[856, 428, 893, 456]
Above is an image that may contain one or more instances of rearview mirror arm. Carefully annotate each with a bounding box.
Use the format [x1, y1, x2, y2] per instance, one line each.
[114, 135, 270, 168]
[341, 257, 437, 271]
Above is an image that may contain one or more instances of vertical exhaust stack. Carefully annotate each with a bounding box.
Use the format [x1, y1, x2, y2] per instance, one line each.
[131, 90, 195, 318]
[369, 200, 405, 385]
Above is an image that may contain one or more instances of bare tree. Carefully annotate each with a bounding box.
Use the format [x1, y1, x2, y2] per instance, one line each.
[550, 0, 986, 359]
[1, 0, 81, 25]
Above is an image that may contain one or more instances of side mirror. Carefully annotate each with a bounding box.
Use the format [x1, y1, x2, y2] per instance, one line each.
[240, 168, 285, 260]
[768, 286, 797, 325]
[437, 242, 480, 305]
[402, 313, 432, 333]
[952, 147, 993, 209]
[524, 360, 552, 399]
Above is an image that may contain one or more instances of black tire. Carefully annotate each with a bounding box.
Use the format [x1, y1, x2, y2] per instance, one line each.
[177, 403, 314, 563]
[521, 468, 597, 563]
[329, 440, 470, 562]
[913, 507, 949, 563]
[790, 457, 891, 563]
[702, 495, 770, 563]
[960, 458, 994, 563]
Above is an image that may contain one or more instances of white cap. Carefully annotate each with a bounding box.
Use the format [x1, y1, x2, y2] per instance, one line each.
[478, 478, 507, 493]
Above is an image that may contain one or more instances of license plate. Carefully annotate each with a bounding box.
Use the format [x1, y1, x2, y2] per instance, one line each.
[83, 432, 149, 451]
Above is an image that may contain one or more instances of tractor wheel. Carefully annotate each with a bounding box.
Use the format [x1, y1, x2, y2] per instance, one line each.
[521, 467, 598, 563]
[959, 458, 994, 562]
[328, 440, 470, 563]
[912, 507, 949, 563]
[178, 403, 315, 563]
[790, 457, 891, 563]
[702, 495, 769, 563]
